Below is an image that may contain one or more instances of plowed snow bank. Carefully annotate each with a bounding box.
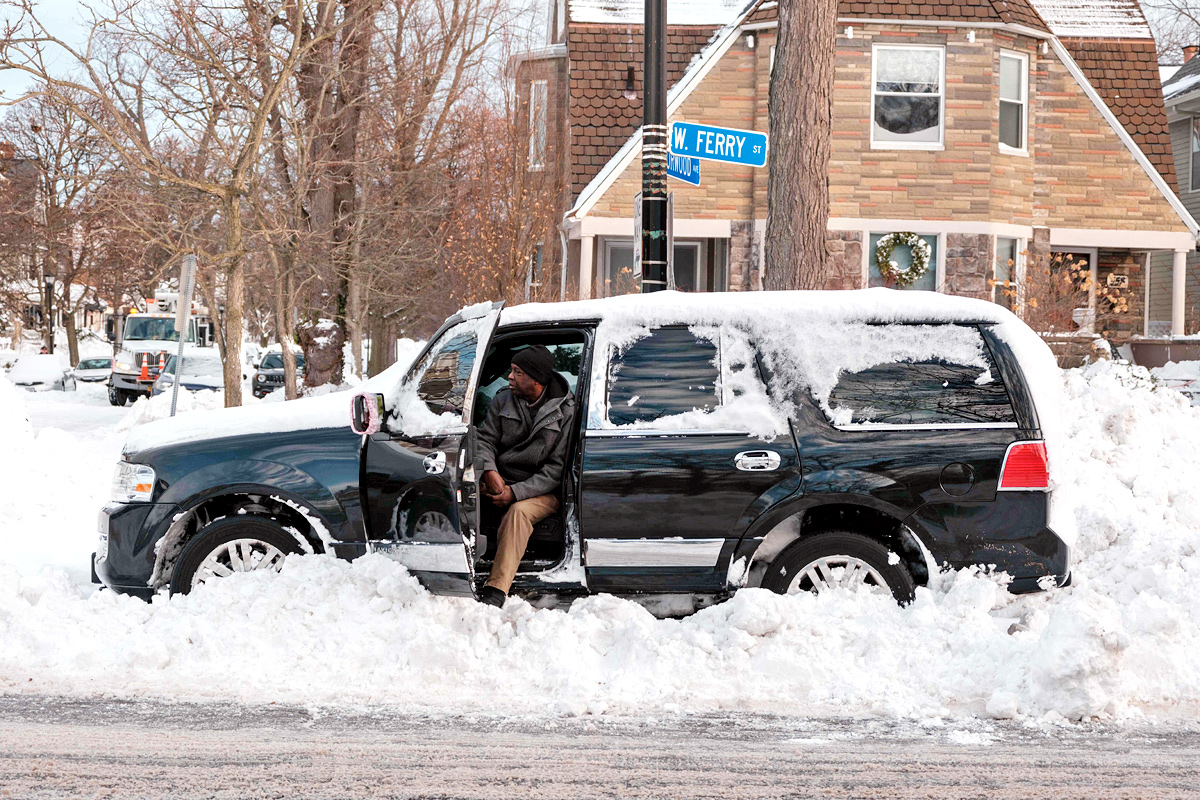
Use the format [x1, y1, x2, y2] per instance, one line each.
[2, 361, 1199, 723]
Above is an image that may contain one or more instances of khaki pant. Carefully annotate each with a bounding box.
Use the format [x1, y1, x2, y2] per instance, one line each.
[485, 494, 559, 594]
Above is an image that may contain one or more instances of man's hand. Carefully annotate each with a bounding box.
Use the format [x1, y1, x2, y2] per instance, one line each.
[486, 485, 516, 508]
[482, 470, 505, 497]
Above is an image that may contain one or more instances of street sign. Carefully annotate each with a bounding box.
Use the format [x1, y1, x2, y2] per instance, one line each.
[666, 153, 701, 186]
[633, 192, 642, 279]
[669, 121, 767, 168]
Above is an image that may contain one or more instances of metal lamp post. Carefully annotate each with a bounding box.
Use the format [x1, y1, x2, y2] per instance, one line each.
[43, 274, 55, 354]
[640, 0, 668, 293]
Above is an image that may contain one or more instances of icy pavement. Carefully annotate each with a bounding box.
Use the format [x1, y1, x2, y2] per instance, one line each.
[2, 362, 1200, 726]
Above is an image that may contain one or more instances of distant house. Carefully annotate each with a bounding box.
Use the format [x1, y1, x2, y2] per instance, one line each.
[515, 0, 1197, 338]
[1159, 46, 1200, 335]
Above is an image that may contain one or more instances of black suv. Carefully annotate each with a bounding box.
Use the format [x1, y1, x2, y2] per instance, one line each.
[96, 293, 1068, 607]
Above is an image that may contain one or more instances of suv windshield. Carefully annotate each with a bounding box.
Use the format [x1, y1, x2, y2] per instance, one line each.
[260, 353, 305, 370]
[123, 317, 194, 343]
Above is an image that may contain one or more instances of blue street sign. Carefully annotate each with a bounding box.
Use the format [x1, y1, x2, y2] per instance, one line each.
[669, 121, 768, 168]
[666, 153, 701, 186]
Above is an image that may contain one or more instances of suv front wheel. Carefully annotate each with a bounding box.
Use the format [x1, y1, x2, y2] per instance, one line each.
[170, 517, 303, 595]
[762, 531, 916, 605]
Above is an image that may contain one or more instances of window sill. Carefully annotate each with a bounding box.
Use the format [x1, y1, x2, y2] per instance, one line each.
[869, 141, 944, 151]
[998, 144, 1029, 157]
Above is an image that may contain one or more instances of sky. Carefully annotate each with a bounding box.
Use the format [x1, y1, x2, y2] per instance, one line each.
[0, 0, 86, 101]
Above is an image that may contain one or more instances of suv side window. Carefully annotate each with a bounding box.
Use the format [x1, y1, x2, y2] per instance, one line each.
[827, 327, 1015, 425]
[607, 327, 719, 425]
[409, 324, 481, 417]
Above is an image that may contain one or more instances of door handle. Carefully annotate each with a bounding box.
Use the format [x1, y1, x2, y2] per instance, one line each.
[735, 450, 781, 471]
[423, 451, 447, 475]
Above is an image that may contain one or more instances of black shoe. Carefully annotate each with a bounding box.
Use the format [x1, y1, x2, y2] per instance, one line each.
[477, 586, 506, 607]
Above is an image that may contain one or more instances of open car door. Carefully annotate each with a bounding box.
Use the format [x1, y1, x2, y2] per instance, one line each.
[359, 303, 502, 596]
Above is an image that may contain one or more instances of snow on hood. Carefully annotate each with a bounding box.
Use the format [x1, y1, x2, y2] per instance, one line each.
[3, 360, 1200, 722]
[122, 340, 425, 455]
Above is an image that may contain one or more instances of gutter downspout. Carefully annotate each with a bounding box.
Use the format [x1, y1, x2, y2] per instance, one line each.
[559, 223, 570, 301]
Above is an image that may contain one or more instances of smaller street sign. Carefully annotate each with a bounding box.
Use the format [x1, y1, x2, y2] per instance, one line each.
[666, 153, 701, 186]
[669, 121, 767, 168]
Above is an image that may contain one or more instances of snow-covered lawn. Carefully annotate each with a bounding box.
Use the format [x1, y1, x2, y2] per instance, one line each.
[1, 360, 1199, 725]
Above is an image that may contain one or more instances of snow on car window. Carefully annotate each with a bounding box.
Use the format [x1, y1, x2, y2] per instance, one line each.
[387, 314, 492, 438]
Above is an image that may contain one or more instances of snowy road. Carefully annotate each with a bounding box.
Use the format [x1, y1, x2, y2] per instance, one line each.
[1, 695, 1198, 799]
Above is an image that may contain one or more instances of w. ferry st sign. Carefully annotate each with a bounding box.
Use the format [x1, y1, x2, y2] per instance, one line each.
[669, 121, 767, 168]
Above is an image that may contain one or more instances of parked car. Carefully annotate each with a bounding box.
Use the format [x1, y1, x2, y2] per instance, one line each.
[151, 352, 225, 396]
[252, 351, 306, 398]
[7, 354, 77, 392]
[96, 292, 1069, 609]
[73, 357, 113, 383]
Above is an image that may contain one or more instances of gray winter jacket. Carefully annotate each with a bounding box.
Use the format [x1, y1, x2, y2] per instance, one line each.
[475, 372, 576, 502]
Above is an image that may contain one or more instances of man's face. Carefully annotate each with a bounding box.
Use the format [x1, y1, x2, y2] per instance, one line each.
[507, 363, 542, 401]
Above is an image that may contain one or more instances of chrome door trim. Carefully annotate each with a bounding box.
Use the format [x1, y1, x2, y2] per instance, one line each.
[584, 538, 725, 568]
[735, 450, 781, 471]
[371, 541, 471, 573]
[832, 422, 1019, 431]
[585, 428, 750, 438]
[422, 451, 447, 475]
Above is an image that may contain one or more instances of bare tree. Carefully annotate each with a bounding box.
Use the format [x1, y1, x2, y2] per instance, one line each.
[763, 0, 836, 290]
[0, 0, 326, 405]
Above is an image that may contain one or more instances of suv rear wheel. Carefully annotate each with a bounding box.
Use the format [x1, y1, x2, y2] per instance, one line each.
[762, 531, 916, 605]
[170, 517, 303, 595]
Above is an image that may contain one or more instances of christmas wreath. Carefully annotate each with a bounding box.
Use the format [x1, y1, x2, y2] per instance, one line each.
[875, 232, 931, 288]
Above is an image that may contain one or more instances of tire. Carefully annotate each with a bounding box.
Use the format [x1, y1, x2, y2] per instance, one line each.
[761, 531, 916, 605]
[170, 517, 304, 595]
[108, 384, 125, 406]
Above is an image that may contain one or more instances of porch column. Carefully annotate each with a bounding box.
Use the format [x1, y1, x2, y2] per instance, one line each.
[1173, 249, 1187, 336]
[579, 235, 595, 301]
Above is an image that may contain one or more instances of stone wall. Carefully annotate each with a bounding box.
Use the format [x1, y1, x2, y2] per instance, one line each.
[942, 234, 993, 299]
[824, 231, 864, 290]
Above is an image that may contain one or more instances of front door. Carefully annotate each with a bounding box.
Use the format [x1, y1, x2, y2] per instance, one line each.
[579, 327, 800, 593]
[361, 306, 501, 596]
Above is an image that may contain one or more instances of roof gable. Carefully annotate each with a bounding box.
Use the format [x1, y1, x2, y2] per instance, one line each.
[1059, 37, 1176, 190]
[747, 0, 1050, 32]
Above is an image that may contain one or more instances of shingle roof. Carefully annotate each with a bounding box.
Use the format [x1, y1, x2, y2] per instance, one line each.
[1026, 0, 1151, 38]
[1060, 37, 1177, 190]
[1163, 54, 1200, 103]
[570, 0, 754, 25]
[569, 24, 717, 198]
[747, 0, 1050, 32]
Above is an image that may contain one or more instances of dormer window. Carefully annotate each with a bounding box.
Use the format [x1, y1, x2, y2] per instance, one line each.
[871, 45, 945, 149]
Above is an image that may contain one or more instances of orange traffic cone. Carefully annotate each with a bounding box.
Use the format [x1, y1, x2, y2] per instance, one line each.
[139, 356, 150, 382]
[157, 352, 166, 372]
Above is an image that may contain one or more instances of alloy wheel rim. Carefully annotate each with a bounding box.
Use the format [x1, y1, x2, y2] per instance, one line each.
[194, 538, 287, 586]
[787, 555, 890, 596]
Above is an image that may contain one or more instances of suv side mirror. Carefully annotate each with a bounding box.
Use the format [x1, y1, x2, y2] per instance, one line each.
[351, 392, 386, 435]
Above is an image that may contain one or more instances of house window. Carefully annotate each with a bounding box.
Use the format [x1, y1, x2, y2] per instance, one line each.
[868, 233, 938, 291]
[999, 52, 1028, 152]
[528, 80, 547, 171]
[994, 236, 1020, 310]
[605, 240, 722, 295]
[871, 45, 944, 148]
[1191, 118, 1200, 192]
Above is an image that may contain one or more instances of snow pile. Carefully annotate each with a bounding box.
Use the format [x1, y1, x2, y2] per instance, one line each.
[4, 354, 1200, 723]
[1151, 360, 1200, 406]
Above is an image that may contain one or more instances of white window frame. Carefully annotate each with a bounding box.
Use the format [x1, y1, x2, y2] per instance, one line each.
[994, 235, 1026, 310]
[1190, 117, 1200, 193]
[528, 79, 548, 172]
[870, 44, 946, 151]
[998, 50, 1029, 156]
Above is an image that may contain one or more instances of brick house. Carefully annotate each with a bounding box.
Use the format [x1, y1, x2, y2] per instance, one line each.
[515, 0, 1197, 338]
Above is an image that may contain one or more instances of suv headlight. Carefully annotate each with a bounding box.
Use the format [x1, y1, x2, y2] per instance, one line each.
[112, 462, 156, 502]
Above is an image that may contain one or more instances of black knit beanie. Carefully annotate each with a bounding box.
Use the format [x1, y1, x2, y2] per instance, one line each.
[511, 345, 555, 385]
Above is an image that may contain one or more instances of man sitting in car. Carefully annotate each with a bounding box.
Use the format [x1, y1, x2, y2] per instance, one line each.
[475, 345, 575, 607]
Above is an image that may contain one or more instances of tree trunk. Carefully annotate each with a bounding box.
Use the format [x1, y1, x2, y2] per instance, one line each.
[222, 196, 245, 407]
[366, 312, 394, 378]
[298, 320, 345, 389]
[266, 245, 299, 400]
[763, 0, 836, 290]
[65, 309, 79, 365]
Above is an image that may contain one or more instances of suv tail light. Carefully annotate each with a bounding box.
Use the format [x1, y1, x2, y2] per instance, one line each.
[999, 441, 1049, 491]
